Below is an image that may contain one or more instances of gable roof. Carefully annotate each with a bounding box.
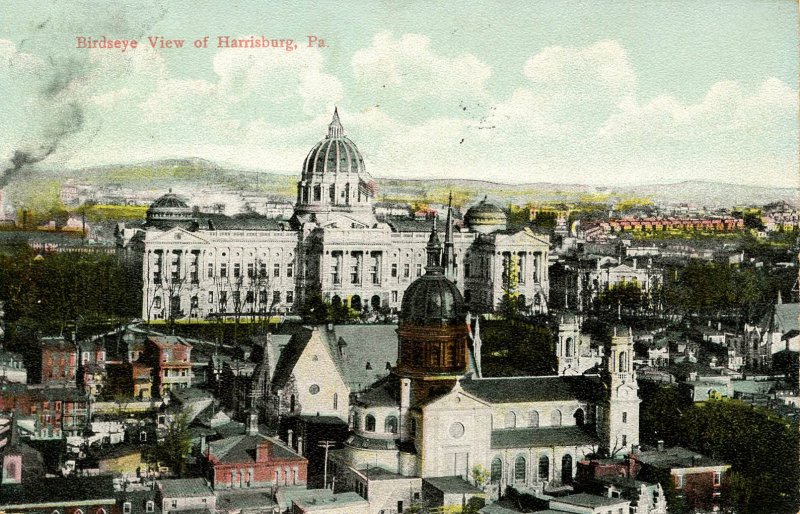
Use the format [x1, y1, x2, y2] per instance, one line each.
[460, 375, 604, 404]
[207, 434, 304, 465]
[490, 426, 598, 449]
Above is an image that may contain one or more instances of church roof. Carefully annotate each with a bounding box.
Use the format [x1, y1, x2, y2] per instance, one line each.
[490, 426, 599, 449]
[353, 378, 397, 407]
[460, 375, 603, 404]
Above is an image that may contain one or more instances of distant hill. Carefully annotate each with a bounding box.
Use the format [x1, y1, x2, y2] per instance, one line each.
[11, 159, 797, 210]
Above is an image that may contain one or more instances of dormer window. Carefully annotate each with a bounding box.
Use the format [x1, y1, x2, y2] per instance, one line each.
[123, 503, 131, 514]
[146, 501, 154, 513]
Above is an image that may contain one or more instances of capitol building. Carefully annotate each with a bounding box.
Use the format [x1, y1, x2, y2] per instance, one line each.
[117, 110, 550, 322]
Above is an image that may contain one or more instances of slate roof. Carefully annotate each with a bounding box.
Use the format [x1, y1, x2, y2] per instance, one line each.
[460, 375, 604, 404]
[490, 426, 599, 449]
[207, 434, 304, 464]
[385, 218, 443, 233]
[353, 378, 397, 408]
[552, 493, 628, 508]
[158, 478, 213, 498]
[635, 446, 729, 470]
[774, 303, 800, 333]
[424, 476, 484, 494]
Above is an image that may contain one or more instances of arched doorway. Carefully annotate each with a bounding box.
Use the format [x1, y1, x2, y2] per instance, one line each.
[371, 295, 381, 310]
[561, 454, 573, 483]
[331, 295, 342, 308]
[351, 295, 362, 311]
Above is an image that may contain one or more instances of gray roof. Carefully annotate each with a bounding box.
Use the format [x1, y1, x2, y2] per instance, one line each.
[635, 446, 729, 469]
[272, 325, 397, 392]
[158, 478, 214, 498]
[490, 426, 599, 449]
[207, 434, 304, 464]
[773, 303, 800, 333]
[552, 493, 628, 508]
[461, 375, 604, 404]
[424, 476, 484, 494]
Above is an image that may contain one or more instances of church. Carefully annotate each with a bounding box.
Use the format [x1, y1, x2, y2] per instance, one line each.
[327, 224, 640, 507]
[117, 109, 551, 321]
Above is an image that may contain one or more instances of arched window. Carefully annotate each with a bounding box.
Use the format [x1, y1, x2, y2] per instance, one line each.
[514, 455, 526, 482]
[490, 457, 503, 484]
[619, 351, 628, 372]
[538, 455, 549, 481]
[529, 410, 539, 428]
[551, 409, 562, 427]
[97, 509, 107, 514]
[504, 411, 517, 429]
[385, 415, 398, 434]
[365, 414, 376, 432]
[574, 408, 585, 427]
[561, 454, 573, 483]
[565, 337, 573, 357]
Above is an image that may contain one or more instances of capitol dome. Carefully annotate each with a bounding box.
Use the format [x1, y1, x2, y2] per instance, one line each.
[301, 109, 365, 179]
[465, 196, 507, 234]
[146, 191, 193, 225]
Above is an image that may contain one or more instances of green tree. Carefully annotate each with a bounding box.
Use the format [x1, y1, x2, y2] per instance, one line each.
[500, 254, 521, 320]
[158, 413, 193, 477]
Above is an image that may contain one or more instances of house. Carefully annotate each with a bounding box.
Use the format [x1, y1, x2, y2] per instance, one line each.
[205, 433, 307, 490]
[39, 336, 78, 386]
[633, 446, 730, 513]
[105, 362, 153, 401]
[0, 383, 89, 439]
[290, 491, 370, 514]
[157, 478, 215, 514]
[422, 476, 481, 511]
[140, 336, 193, 397]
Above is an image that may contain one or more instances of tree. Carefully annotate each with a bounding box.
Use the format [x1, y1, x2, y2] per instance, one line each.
[472, 464, 490, 487]
[158, 413, 192, 477]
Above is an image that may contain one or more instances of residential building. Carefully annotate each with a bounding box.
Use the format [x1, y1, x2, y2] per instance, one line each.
[157, 478, 215, 513]
[139, 335, 193, 397]
[205, 433, 307, 490]
[39, 337, 78, 386]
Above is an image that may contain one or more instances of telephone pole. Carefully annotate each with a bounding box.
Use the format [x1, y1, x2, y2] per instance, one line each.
[317, 440, 337, 489]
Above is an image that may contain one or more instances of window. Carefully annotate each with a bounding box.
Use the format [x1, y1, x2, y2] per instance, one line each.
[713, 471, 722, 487]
[391, 263, 398, 277]
[190, 296, 198, 310]
[675, 474, 684, 489]
[622, 412, 627, 423]
[403, 263, 410, 278]
[245, 291, 254, 303]
[415, 263, 422, 277]
[385, 416, 398, 434]
[123, 503, 131, 514]
[273, 263, 281, 277]
[622, 434, 627, 447]
[273, 290, 281, 304]
[551, 409, 562, 427]
[286, 291, 294, 304]
[233, 263, 241, 278]
[287, 263, 294, 278]
[392, 291, 398, 303]
[490, 457, 502, 484]
[333, 393, 338, 410]
[529, 410, 539, 428]
[505, 411, 517, 429]
[220, 263, 228, 278]
[208, 291, 214, 304]
[515, 456, 526, 482]
[259, 262, 267, 278]
[220, 291, 227, 306]
[260, 290, 267, 304]
[140, 431, 147, 442]
[171, 500, 177, 509]
[538, 455, 549, 480]
[153, 297, 162, 310]
[365, 415, 376, 432]
[146, 501, 154, 513]
[247, 263, 254, 278]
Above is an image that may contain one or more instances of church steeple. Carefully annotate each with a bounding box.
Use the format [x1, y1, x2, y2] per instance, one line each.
[426, 217, 443, 271]
[327, 107, 344, 138]
[443, 192, 456, 282]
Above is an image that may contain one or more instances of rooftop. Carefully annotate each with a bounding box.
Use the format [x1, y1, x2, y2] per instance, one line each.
[424, 476, 484, 495]
[635, 446, 729, 470]
[292, 491, 369, 511]
[461, 374, 604, 404]
[157, 478, 213, 498]
[551, 493, 629, 508]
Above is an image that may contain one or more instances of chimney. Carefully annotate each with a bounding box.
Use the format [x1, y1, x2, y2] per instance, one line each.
[657, 440, 665, 452]
[256, 439, 270, 462]
[287, 429, 294, 449]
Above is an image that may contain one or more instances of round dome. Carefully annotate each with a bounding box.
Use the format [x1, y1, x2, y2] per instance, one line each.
[465, 196, 507, 234]
[146, 192, 193, 224]
[400, 273, 465, 325]
[301, 109, 365, 178]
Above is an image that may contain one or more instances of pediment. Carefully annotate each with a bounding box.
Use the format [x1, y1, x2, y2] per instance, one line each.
[147, 227, 210, 244]
[495, 228, 550, 247]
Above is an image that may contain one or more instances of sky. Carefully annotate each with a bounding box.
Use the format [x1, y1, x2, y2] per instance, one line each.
[0, 0, 797, 188]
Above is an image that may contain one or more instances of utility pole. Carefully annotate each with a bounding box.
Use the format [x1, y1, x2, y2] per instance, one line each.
[317, 440, 337, 489]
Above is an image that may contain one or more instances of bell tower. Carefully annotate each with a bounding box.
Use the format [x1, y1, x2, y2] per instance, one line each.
[556, 313, 581, 375]
[598, 326, 640, 456]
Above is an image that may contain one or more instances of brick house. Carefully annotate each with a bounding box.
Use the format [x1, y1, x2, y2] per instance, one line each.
[0, 383, 89, 439]
[139, 336, 193, 397]
[105, 362, 153, 401]
[39, 336, 78, 386]
[205, 434, 307, 490]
